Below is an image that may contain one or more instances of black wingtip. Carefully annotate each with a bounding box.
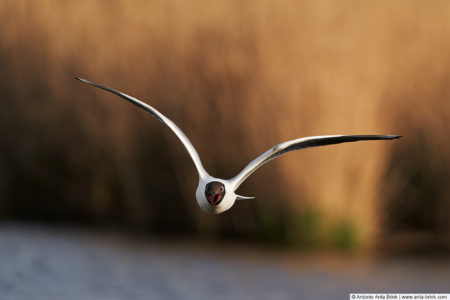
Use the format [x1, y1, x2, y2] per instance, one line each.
[380, 135, 401, 140]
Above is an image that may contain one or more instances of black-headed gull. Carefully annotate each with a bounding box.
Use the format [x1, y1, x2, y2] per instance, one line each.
[77, 78, 400, 214]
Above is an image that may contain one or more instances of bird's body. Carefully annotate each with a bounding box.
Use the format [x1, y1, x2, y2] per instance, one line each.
[77, 78, 400, 214]
[196, 178, 235, 214]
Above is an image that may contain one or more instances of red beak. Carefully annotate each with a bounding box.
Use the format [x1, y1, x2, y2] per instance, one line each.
[209, 194, 221, 208]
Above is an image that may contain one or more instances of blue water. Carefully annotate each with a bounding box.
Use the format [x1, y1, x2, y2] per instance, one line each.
[0, 224, 448, 300]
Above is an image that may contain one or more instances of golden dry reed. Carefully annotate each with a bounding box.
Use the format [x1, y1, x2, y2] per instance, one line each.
[0, 0, 449, 251]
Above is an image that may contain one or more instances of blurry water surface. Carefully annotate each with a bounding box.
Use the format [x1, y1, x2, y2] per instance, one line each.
[0, 224, 448, 299]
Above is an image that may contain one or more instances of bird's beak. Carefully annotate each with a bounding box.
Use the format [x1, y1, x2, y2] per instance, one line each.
[208, 193, 221, 208]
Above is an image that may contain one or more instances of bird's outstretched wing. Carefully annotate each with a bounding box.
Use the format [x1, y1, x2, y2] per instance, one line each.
[76, 78, 208, 178]
[230, 135, 400, 188]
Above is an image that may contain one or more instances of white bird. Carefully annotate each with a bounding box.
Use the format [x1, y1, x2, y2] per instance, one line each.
[76, 78, 400, 214]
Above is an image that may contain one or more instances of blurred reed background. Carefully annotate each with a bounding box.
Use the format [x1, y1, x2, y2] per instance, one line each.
[0, 0, 449, 254]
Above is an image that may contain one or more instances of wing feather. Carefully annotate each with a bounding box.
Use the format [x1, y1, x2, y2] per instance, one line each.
[231, 134, 400, 188]
[76, 78, 208, 178]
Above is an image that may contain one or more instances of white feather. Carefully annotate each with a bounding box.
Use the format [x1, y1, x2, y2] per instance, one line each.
[77, 78, 400, 214]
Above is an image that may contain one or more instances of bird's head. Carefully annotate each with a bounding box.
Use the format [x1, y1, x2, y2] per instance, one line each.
[204, 181, 226, 208]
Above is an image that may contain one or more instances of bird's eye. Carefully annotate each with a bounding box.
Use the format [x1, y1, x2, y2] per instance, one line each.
[220, 186, 224, 192]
